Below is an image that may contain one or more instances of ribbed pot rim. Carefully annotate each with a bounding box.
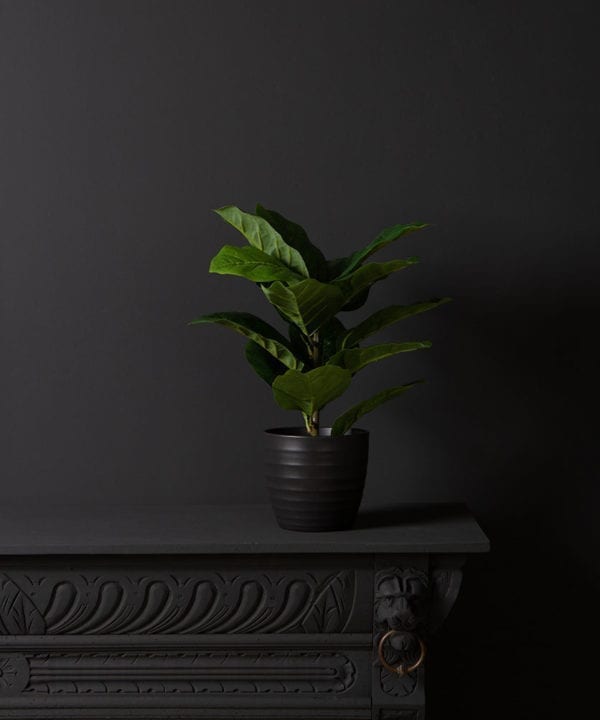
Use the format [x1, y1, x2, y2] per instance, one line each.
[265, 427, 368, 439]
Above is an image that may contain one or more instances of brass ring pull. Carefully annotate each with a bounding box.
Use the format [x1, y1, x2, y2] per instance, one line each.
[377, 630, 427, 677]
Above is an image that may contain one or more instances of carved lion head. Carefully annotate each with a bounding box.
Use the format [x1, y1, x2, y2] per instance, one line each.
[375, 568, 428, 632]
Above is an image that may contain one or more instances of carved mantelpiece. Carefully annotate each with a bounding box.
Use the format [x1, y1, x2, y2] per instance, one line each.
[0, 503, 489, 719]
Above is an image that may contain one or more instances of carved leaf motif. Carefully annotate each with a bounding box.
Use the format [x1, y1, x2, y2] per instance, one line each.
[0, 575, 45, 634]
[200, 580, 265, 633]
[43, 582, 78, 631]
[246, 580, 311, 633]
[300, 570, 355, 633]
[163, 581, 218, 634]
[380, 667, 418, 697]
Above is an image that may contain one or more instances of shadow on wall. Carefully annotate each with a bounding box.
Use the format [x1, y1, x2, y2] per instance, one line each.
[427, 527, 598, 719]
[423, 274, 598, 718]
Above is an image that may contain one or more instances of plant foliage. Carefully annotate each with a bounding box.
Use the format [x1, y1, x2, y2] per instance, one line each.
[192, 204, 449, 436]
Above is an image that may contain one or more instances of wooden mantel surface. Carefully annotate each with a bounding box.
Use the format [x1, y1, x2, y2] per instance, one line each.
[0, 503, 489, 555]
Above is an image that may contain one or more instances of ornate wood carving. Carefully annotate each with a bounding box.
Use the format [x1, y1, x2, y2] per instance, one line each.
[374, 568, 429, 632]
[372, 559, 465, 711]
[0, 650, 355, 696]
[429, 565, 464, 633]
[0, 569, 356, 636]
[373, 567, 429, 698]
[0, 506, 486, 718]
[0, 654, 29, 696]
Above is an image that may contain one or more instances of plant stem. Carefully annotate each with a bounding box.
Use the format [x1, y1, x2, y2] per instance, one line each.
[306, 331, 320, 437]
[310, 409, 320, 436]
[303, 413, 313, 435]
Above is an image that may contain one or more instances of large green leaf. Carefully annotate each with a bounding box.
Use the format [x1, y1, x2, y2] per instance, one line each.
[215, 206, 309, 277]
[329, 341, 431, 374]
[288, 323, 311, 366]
[255, 204, 327, 280]
[244, 340, 287, 385]
[325, 257, 348, 281]
[334, 258, 419, 303]
[320, 317, 347, 363]
[272, 366, 352, 416]
[342, 298, 451, 348]
[330, 223, 427, 279]
[189, 312, 302, 370]
[209, 245, 304, 283]
[262, 279, 346, 335]
[340, 287, 370, 312]
[331, 381, 423, 436]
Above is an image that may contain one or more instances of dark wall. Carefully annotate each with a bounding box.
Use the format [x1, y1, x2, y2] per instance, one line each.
[1, 1, 597, 716]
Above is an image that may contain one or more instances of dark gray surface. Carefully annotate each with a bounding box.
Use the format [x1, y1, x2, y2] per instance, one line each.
[0, 503, 488, 555]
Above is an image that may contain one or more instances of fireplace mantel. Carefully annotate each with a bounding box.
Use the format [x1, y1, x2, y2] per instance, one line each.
[0, 503, 488, 719]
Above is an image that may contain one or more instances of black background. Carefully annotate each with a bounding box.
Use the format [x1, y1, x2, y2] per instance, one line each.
[1, 2, 598, 716]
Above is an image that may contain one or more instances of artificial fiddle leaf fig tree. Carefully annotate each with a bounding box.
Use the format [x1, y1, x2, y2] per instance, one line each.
[191, 204, 449, 437]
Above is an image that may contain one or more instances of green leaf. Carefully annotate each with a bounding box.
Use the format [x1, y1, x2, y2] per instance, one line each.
[272, 366, 352, 416]
[340, 287, 370, 312]
[209, 245, 304, 283]
[334, 258, 419, 303]
[215, 206, 309, 277]
[245, 340, 287, 385]
[262, 279, 346, 335]
[288, 323, 311, 366]
[325, 257, 348, 281]
[320, 317, 347, 363]
[255, 204, 327, 280]
[331, 381, 423, 436]
[330, 223, 428, 279]
[329, 341, 431, 374]
[342, 298, 451, 348]
[189, 312, 302, 370]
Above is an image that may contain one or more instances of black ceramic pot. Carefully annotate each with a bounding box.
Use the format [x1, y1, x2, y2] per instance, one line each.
[265, 427, 369, 532]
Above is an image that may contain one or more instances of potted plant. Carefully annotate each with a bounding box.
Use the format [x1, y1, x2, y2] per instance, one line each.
[192, 205, 449, 531]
